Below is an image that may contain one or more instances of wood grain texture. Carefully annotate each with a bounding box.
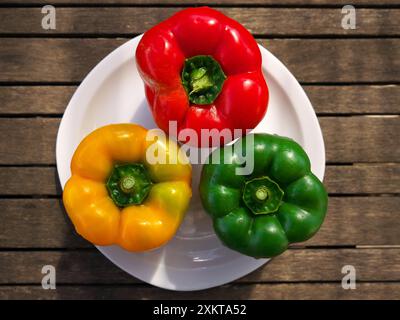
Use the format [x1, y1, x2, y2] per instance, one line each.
[0, 283, 398, 300]
[1, 248, 400, 284]
[0, 199, 86, 248]
[307, 196, 400, 246]
[0, 118, 58, 165]
[0, 39, 399, 83]
[3, 0, 400, 5]
[1, 164, 399, 196]
[325, 165, 400, 194]
[321, 116, 400, 163]
[0, 38, 125, 83]
[0, 167, 60, 195]
[261, 39, 400, 83]
[304, 85, 400, 114]
[0, 1, 399, 300]
[0, 8, 399, 35]
[1, 85, 399, 115]
[0, 86, 76, 115]
[1, 197, 398, 248]
[1, 117, 399, 164]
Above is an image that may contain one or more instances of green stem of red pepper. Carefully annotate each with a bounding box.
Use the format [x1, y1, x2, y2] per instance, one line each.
[181, 55, 226, 105]
[106, 164, 152, 207]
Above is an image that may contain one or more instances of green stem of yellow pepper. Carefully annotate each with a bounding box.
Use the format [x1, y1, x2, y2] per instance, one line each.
[107, 164, 152, 207]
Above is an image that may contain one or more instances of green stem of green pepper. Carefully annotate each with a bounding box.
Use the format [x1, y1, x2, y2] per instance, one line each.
[242, 176, 284, 215]
[255, 186, 269, 201]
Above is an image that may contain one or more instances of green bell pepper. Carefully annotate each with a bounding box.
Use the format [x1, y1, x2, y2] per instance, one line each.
[200, 133, 328, 258]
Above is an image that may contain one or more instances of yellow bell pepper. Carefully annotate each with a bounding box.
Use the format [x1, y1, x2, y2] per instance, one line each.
[62, 124, 192, 252]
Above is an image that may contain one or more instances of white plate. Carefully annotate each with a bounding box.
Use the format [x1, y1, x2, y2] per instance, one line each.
[56, 35, 325, 291]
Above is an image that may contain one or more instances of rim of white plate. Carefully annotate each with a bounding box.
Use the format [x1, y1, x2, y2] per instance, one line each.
[56, 35, 325, 291]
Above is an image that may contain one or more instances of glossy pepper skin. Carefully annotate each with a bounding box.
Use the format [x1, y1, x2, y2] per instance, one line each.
[200, 133, 328, 258]
[63, 124, 192, 252]
[136, 7, 269, 147]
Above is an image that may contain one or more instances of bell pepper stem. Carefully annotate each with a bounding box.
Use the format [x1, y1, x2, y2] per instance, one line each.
[255, 186, 269, 201]
[182, 55, 226, 105]
[106, 164, 152, 207]
[119, 176, 136, 194]
[243, 176, 284, 215]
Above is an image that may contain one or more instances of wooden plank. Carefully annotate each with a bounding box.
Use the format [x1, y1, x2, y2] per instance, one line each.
[0, 39, 399, 83]
[0, 282, 398, 299]
[0, 8, 399, 36]
[0, 86, 75, 115]
[324, 164, 400, 194]
[321, 116, 400, 163]
[1, 117, 399, 164]
[0, 167, 60, 195]
[0, 119, 58, 165]
[261, 39, 400, 83]
[3, 0, 400, 6]
[0, 199, 87, 248]
[304, 85, 400, 114]
[1, 248, 399, 284]
[1, 85, 399, 115]
[308, 196, 400, 246]
[0, 197, 398, 248]
[0, 38, 125, 83]
[1, 164, 399, 196]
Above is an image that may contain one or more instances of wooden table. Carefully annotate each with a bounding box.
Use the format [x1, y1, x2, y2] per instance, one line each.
[0, 0, 399, 300]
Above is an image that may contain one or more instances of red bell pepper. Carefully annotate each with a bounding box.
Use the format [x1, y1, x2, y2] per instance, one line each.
[136, 7, 269, 147]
